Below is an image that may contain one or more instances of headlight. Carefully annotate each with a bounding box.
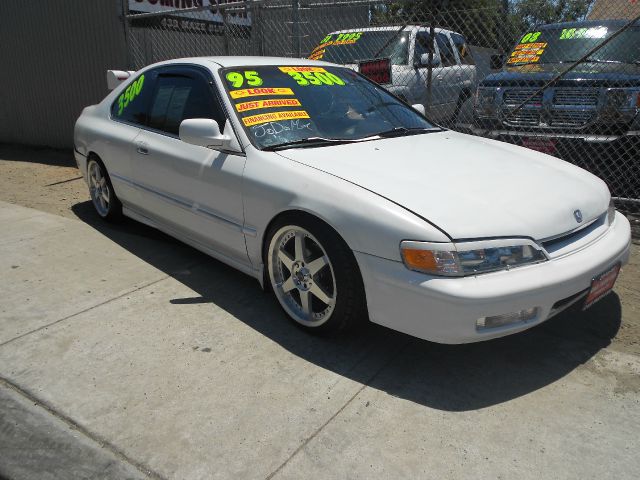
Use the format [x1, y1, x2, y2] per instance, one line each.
[400, 239, 547, 276]
[603, 89, 639, 119]
[474, 88, 498, 118]
[608, 198, 616, 226]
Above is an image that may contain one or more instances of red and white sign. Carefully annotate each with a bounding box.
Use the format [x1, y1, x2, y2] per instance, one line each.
[583, 263, 621, 309]
[359, 58, 392, 85]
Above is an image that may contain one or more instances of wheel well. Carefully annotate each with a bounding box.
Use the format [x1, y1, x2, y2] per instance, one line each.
[261, 210, 347, 263]
[86, 151, 103, 168]
[260, 209, 363, 289]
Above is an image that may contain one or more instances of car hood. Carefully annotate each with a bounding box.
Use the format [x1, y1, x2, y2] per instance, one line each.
[275, 131, 610, 240]
[482, 62, 640, 88]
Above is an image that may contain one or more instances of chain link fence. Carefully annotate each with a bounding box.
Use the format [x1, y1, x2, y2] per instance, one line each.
[125, 0, 640, 218]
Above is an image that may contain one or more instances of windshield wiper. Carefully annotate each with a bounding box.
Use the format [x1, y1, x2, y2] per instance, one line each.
[367, 126, 439, 139]
[581, 58, 624, 64]
[262, 137, 355, 151]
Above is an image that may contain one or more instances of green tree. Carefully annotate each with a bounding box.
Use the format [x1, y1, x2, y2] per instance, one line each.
[510, 0, 595, 31]
[372, 0, 507, 48]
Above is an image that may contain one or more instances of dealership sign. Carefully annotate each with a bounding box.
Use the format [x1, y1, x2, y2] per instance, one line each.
[128, 0, 251, 35]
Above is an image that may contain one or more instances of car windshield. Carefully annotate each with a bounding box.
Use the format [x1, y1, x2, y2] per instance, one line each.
[507, 25, 640, 66]
[220, 65, 435, 150]
[309, 30, 410, 65]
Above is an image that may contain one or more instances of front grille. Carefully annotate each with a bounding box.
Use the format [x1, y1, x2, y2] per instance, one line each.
[553, 88, 599, 107]
[504, 108, 540, 126]
[504, 89, 542, 106]
[500, 87, 601, 129]
[550, 110, 596, 127]
[541, 213, 606, 256]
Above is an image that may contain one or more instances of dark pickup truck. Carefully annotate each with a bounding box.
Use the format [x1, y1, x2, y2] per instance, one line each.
[472, 19, 640, 201]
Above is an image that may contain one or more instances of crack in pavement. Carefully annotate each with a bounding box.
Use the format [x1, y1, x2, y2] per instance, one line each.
[265, 336, 414, 480]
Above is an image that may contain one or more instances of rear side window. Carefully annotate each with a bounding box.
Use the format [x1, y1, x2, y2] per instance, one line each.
[451, 33, 475, 65]
[436, 33, 457, 67]
[110, 73, 152, 125]
[148, 74, 225, 136]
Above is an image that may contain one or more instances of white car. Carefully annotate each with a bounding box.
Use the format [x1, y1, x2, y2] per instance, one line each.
[74, 56, 631, 344]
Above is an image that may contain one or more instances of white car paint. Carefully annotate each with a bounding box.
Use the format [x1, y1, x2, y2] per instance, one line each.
[74, 56, 631, 344]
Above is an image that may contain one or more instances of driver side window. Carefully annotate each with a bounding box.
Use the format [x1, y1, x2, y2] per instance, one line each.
[147, 70, 226, 136]
[415, 32, 438, 64]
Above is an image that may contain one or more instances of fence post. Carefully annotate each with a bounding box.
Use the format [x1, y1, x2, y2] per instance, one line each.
[121, 0, 133, 70]
[292, 0, 301, 58]
[425, 15, 436, 116]
[254, 0, 264, 56]
[222, 5, 230, 54]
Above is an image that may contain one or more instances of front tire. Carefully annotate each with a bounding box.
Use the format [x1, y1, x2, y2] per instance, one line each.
[266, 216, 367, 334]
[87, 158, 122, 222]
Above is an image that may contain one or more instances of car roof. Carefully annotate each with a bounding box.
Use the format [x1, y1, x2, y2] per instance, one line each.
[538, 18, 639, 30]
[140, 56, 336, 70]
[329, 25, 457, 35]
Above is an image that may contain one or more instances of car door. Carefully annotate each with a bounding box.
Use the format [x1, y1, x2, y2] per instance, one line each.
[413, 31, 460, 122]
[450, 32, 476, 95]
[106, 71, 155, 207]
[130, 65, 249, 264]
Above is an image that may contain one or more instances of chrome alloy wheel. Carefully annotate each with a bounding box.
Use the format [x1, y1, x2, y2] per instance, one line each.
[88, 160, 110, 217]
[268, 226, 337, 327]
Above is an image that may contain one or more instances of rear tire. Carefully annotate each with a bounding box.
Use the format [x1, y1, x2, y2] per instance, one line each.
[266, 215, 367, 335]
[87, 158, 123, 222]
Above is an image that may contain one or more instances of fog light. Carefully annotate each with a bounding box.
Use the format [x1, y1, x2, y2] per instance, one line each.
[476, 307, 538, 331]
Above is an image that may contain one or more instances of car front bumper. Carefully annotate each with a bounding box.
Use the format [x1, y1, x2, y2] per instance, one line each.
[355, 212, 631, 344]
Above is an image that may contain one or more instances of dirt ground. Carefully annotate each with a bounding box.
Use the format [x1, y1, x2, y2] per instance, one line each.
[1, 143, 639, 355]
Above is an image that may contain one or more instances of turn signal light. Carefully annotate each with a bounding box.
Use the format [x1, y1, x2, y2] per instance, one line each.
[401, 248, 438, 272]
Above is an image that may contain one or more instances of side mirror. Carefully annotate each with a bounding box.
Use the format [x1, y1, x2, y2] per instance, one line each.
[412, 103, 426, 115]
[179, 118, 231, 149]
[490, 54, 504, 70]
[419, 53, 441, 68]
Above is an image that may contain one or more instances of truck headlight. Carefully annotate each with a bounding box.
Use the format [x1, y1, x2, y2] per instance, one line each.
[603, 89, 639, 120]
[400, 239, 547, 276]
[474, 88, 498, 118]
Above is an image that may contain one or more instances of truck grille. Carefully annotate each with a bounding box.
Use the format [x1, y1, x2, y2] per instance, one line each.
[501, 87, 600, 129]
[504, 89, 542, 105]
[550, 110, 596, 127]
[553, 88, 599, 107]
[505, 109, 540, 126]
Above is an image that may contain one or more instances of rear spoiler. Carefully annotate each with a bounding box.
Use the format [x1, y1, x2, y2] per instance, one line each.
[107, 70, 136, 90]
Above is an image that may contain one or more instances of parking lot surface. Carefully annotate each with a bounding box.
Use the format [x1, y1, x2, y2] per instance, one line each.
[1, 146, 639, 479]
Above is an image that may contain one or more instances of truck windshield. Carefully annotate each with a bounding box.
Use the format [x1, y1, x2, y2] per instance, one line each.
[220, 65, 434, 150]
[309, 31, 410, 65]
[507, 25, 640, 66]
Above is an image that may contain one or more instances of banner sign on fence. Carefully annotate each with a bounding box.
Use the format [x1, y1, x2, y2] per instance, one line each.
[128, 0, 251, 36]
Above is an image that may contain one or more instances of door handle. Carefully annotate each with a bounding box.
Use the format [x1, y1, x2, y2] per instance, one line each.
[136, 142, 149, 155]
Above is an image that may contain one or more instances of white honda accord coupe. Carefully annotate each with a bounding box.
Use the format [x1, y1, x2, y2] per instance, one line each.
[74, 56, 631, 343]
